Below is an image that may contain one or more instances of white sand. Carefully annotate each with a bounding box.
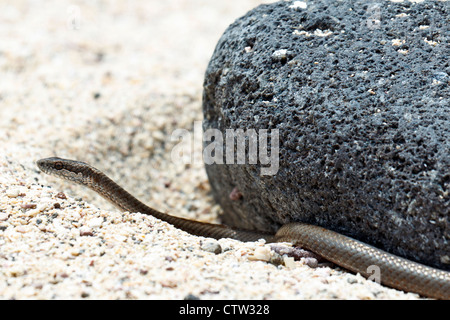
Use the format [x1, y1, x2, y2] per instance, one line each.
[0, 0, 421, 299]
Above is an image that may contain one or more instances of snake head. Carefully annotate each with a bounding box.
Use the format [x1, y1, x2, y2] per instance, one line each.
[37, 157, 94, 186]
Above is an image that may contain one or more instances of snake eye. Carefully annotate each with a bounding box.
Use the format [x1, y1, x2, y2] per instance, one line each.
[54, 161, 64, 170]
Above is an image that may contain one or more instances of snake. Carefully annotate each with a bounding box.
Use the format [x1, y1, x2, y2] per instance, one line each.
[36, 157, 450, 299]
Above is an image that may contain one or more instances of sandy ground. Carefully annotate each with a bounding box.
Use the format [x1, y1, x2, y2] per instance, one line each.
[0, 0, 422, 299]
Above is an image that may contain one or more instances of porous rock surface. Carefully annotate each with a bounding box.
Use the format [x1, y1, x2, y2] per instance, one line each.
[202, 0, 449, 270]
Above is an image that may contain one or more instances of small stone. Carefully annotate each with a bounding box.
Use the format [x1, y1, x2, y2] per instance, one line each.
[56, 192, 67, 200]
[200, 240, 222, 254]
[87, 217, 103, 228]
[6, 188, 20, 198]
[0, 212, 8, 221]
[289, 1, 307, 9]
[270, 244, 322, 261]
[272, 49, 288, 60]
[16, 226, 29, 233]
[347, 277, 358, 284]
[248, 246, 272, 262]
[283, 256, 296, 269]
[20, 203, 37, 209]
[303, 257, 319, 268]
[80, 226, 94, 236]
[161, 279, 177, 288]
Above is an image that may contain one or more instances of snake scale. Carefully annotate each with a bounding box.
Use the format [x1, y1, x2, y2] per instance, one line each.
[37, 157, 449, 299]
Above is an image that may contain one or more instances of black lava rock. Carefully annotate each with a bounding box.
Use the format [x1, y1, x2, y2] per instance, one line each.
[202, 0, 449, 270]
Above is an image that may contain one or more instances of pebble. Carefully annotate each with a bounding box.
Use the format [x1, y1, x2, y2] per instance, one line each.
[272, 49, 288, 60]
[248, 246, 272, 262]
[6, 188, 21, 198]
[16, 225, 30, 233]
[87, 217, 103, 228]
[20, 203, 37, 209]
[200, 240, 222, 254]
[303, 257, 319, 268]
[79, 226, 94, 236]
[283, 256, 296, 269]
[0, 212, 8, 221]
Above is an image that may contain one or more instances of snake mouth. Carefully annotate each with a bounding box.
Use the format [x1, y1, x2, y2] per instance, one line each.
[36, 158, 51, 174]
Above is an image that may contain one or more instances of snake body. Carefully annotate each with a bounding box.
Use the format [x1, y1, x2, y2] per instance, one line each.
[37, 157, 450, 299]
